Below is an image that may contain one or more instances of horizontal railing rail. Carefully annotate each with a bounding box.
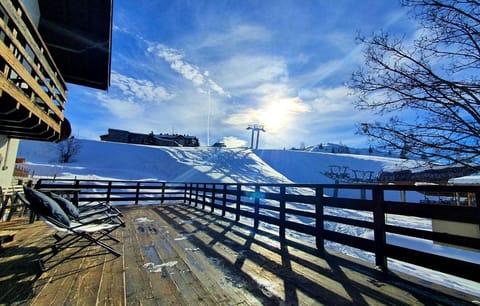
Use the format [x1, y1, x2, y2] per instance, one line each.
[35, 178, 480, 283]
[0, 0, 68, 140]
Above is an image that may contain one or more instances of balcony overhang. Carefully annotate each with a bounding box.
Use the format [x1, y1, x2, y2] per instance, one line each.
[38, 0, 113, 90]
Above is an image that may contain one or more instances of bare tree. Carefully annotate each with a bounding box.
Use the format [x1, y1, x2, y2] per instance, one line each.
[351, 0, 480, 166]
[58, 136, 81, 163]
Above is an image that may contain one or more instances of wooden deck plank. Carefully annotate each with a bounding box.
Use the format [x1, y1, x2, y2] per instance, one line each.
[31, 235, 106, 305]
[154, 204, 477, 305]
[66, 243, 107, 305]
[0, 205, 477, 305]
[146, 206, 253, 305]
[96, 229, 125, 306]
[168, 216, 271, 304]
[123, 207, 188, 305]
[0, 218, 48, 304]
[142, 215, 215, 305]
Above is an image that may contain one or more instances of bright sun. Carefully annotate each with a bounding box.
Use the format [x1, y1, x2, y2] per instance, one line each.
[260, 103, 289, 132]
[258, 98, 308, 132]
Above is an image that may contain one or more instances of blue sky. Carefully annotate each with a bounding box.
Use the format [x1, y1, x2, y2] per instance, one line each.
[65, 0, 416, 149]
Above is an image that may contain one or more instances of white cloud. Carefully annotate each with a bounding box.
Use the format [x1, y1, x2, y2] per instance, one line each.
[199, 24, 270, 49]
[217, 55, 288, 91]
[147, 44, 228, 96]
[95, 93, 144, 119]
[111, 71, 175, 102]
[309, 86, 356, 114]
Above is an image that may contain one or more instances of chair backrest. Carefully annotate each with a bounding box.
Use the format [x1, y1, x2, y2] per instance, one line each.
[21, 187, 71, 227]
[16, 192, 69, 228]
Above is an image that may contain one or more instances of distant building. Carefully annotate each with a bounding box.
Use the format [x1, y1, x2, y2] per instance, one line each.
[100, 129, 200, 147]
[212, 142, 226, 148]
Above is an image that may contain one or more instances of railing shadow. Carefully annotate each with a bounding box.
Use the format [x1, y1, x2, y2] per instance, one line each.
[151, 204, 462, 305]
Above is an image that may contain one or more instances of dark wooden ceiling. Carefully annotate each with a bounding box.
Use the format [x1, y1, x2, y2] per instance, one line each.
[38, 0, 113, 90]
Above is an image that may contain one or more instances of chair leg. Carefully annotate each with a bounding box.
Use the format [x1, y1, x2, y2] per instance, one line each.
[80, 232, 121, 257]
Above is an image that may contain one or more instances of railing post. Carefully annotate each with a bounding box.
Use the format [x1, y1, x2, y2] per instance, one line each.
[183, 183, 187, 204]
[189, 183, 193, 205]
[73, 179, 80, 205]
[373, 187, 387, 270]
[279, 185, 286, 241]
[195, 184, 199, 207]
[202, 184, 206, 210]
[235, 184, 241, 222]
[211, 184, 215, 213]
[476, 192, 480, 232]
[254, 185, 260, 229]
[161, 182, 165, 204]
[315, 185, 324, 252]
[106, 181, 112, 204]
[222, 184, 227, 216]
[135, 181, 141, 205]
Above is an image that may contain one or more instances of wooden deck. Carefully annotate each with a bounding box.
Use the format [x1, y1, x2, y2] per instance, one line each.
[0, 204, 477, 305]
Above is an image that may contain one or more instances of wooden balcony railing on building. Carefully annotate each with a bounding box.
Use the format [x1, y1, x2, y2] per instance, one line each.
[0, 0, 69, 141]
[35, 178, 480, 286]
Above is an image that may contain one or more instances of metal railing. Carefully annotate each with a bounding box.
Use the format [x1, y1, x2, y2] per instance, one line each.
[35, 178, 480, 283]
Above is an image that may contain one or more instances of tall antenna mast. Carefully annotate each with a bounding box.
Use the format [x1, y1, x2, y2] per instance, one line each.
[207, 89, 211, 146]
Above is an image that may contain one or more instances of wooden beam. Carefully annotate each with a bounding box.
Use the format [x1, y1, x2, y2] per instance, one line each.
[0, 73, 61, 134]
[1, 1, 67, 98]
[0, 18, 66, 107]
[0, 44, 64, 121]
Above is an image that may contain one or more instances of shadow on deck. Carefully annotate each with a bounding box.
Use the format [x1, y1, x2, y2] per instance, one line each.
[0, 204, 477, 305]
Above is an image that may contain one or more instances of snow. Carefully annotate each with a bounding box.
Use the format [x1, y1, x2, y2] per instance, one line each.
[449, 174, 480, 185]
[16, 139, 480, 299]
[255, 149, 422, 183]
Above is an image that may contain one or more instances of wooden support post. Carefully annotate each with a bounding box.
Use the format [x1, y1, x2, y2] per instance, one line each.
[254, 185, 260, 229]
[135, 182, 140, 205]
[235, 184, 241, 222]
[195, 184, 199, 207]
[161, 182, 165, 204]
[189, 183, 193, 205]
[222, 184, 227, 216]
[373, 187, 387, 270]
[106, 181, 112, 204]
[211, 184, 215, 213]
[202, 184, 206, 210]
[315, 185, 324, 252]
[279, 185, 286, 241]
[73, 180, 80, 205]
[476, 192, 480, 233]
[183, 183, 187, 204]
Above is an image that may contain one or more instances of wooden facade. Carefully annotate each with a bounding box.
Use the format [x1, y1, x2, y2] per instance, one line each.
[0, 0, 112, 142]
[0, 0, 67, 141]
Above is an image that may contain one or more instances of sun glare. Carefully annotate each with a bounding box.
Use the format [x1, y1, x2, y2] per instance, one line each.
[261, 103, 289, 131]
[259, 98, 309, 132]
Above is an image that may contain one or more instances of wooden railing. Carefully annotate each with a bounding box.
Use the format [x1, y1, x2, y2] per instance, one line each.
[0, 0, 68, 141]
[35, 179, 480, 283]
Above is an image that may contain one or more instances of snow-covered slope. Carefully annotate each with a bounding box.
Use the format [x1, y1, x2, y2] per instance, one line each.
[17, 139, 291, 183]
[256, 149, 420, 183]
[18, 139, 418, 184]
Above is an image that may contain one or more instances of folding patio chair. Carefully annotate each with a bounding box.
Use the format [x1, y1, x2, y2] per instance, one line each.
[18, 188, 122, 258]
[47, 191, 125, 226]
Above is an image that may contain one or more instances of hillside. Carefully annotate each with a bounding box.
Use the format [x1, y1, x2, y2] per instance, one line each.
[17, 139, 288, 183]
[17, 139, 416, 184]
[256, 149, 420, 184]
